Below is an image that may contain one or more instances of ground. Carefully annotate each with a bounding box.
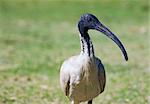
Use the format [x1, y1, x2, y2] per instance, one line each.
[0, 0, 149, 104]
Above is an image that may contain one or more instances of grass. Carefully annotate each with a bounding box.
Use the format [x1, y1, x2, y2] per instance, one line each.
[0, 0, 149, 104]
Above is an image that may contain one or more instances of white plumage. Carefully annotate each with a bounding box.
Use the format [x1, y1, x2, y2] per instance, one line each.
[60, 14, 128, 104]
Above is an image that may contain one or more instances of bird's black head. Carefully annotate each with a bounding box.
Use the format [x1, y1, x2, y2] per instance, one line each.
[78, 13, 128, 61]
[78, 13, 101, 31]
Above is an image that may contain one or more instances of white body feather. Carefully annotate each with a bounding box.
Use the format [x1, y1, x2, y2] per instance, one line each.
[60, 14, 128, 104]
[60, 54, 105, 103]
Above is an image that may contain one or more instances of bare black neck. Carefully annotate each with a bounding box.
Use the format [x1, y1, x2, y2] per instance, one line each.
[79, 32, 95, 57]
[78, 21, 95, 56]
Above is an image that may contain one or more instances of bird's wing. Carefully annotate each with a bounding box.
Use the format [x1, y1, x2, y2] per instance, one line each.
[60, 61, 70, 96]
[60, 55, 84, 97]
[95, 57, 106, 93]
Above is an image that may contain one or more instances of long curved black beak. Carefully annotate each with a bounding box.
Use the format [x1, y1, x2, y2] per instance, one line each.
[95, 23, 128, 61]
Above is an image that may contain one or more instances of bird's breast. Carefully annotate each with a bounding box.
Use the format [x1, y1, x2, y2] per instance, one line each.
[71, 58, 101, 102]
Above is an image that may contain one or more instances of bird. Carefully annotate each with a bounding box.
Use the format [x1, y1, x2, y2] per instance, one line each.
[60, 13, 128, 104]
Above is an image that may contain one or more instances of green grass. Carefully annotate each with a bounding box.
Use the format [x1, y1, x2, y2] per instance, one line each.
[0, 0, 149, 104]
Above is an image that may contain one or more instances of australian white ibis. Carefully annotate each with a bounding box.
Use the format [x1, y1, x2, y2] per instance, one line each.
[60, 13, 128, 104]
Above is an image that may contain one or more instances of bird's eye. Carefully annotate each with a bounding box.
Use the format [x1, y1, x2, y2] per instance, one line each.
[88, 18, 92, 22]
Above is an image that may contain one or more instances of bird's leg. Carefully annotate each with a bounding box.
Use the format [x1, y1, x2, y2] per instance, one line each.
[88, 100, 92, 104]
[71, 100, 79, 104]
